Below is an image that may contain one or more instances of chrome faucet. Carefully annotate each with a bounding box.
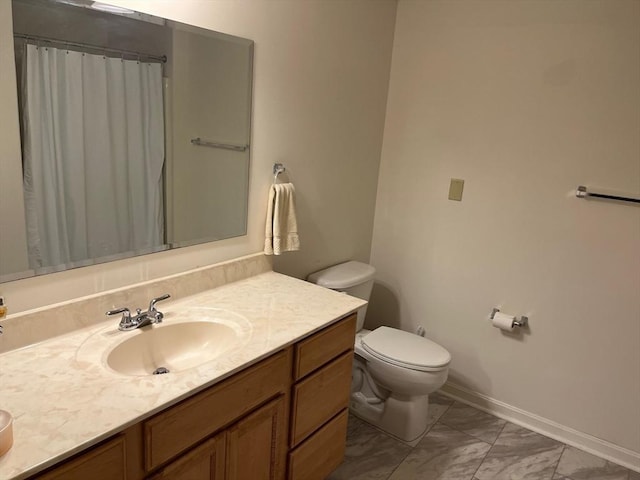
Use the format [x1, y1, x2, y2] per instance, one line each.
[106, 294, 171, 331]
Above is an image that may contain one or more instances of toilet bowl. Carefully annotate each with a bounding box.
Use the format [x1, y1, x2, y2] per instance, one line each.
[307, 261, 451, 444]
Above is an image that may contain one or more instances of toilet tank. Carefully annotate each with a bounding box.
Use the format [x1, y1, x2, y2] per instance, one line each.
[307, 261, 376, 331]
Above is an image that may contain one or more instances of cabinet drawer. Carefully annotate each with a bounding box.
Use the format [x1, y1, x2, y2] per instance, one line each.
[290, 351, 353, 447]
[288, 409, 349, 480]
[144, 348, 291, 471]
[36, 436, 126, 480]
[294, 314, 356, 380]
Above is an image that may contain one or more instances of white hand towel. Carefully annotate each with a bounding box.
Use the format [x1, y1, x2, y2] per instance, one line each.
[264, 183, 300, 255]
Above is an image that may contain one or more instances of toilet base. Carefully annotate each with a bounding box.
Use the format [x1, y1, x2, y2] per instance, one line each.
[349, 391, 431, 446]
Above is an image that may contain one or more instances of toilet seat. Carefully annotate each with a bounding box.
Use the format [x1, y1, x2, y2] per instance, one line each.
[361, 327, 451, 372]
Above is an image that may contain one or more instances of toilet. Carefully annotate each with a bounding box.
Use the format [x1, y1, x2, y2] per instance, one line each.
[308, 261, 451, 444]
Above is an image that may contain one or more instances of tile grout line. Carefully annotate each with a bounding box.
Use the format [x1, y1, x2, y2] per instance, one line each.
[384, 398, 455, 480]
[435, 419, 495, 447]
[384, 444, 415, 480]
[469, 419, 509, 480]
[435, 411, 505, 449]
[434, 398, 509, 479]
[438, 400, 511, 445]
[551, 444, 568, 480]
[491, 420, 508, 446]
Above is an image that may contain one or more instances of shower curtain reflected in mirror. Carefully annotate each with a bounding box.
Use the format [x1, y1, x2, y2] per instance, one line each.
[21, 44, 165, 271]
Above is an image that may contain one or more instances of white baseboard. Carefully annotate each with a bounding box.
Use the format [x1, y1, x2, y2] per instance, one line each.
[440, 382, 640, 473]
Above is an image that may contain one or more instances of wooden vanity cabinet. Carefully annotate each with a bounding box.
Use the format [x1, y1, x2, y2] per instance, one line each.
[30, 314, 357, 480]
[150, 395, 286, 480]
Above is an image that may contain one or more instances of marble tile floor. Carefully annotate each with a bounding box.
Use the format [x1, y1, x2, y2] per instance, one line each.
[328, 393, 640, 480]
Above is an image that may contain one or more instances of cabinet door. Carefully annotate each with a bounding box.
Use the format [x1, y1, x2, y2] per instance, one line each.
[36, 436, 126, 480]
[150, 434, 226, 480]
[226, 396, 287, 480]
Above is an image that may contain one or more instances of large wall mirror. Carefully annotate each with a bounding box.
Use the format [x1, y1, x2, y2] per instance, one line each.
[1, 0, 253, 283]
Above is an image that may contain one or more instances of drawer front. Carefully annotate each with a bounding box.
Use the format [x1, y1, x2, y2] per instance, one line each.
[294, 314, 356, 380]
[36, 436, 126, 480]
[291, 351, 353, 447]
[144, 348, 292, 471]
[288, 409, 349, 480]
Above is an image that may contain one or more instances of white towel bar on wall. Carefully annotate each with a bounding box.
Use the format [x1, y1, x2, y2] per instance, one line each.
[576, 185, 640, 205]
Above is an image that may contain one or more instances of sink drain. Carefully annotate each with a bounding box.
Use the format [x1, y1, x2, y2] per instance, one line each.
[153, 367, 170, 375]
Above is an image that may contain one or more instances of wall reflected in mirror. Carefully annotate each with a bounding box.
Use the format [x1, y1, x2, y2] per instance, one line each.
[1, 0, 253, 282]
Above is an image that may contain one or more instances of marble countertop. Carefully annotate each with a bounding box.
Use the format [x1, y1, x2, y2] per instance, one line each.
[0, 271, 366, 479]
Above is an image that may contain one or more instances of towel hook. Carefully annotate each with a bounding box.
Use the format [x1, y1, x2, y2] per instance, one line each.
[273, 163, 286, 184]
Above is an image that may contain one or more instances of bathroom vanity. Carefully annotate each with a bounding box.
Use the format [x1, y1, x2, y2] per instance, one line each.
[37, 314, 355, 480]
[0, 262, 365, 480]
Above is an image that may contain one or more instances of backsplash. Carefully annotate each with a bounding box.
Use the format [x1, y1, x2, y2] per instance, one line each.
[0, 253, 272, 353]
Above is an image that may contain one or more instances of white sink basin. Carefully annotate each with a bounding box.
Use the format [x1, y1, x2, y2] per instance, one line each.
[106, 321, 240, 376]
[75, 307, 252, 376]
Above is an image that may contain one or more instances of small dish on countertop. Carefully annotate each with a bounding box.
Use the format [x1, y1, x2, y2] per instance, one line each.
[0, 410, 14, 457]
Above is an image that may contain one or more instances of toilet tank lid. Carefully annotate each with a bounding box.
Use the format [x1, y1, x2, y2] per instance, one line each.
[307, 261, 376, 289]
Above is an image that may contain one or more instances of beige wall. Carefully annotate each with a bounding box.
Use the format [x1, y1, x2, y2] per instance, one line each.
[370, 0, 640, 454]
[0, 0, 396, 313]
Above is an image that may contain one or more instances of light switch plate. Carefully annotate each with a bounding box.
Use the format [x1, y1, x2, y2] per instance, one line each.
[448, 178, 465, 201]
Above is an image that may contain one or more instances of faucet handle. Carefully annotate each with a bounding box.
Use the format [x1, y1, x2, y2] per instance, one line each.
[106, 307, 133, 327]
[106, 307, 130, 318]
[148, 294, 170, 312]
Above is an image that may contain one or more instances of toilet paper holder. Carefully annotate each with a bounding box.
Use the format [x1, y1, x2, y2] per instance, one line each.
[490, 308, 528, 328]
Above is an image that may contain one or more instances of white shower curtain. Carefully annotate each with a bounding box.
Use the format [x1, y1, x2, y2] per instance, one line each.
[22, 44, 165, 270]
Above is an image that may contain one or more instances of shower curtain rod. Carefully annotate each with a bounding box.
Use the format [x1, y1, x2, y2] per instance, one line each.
[13, 33, 167, 63]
